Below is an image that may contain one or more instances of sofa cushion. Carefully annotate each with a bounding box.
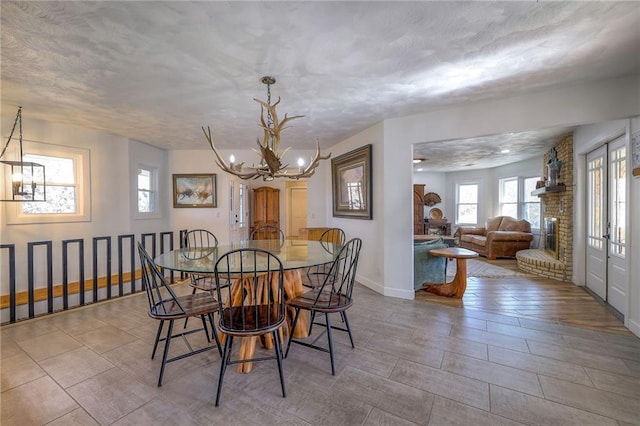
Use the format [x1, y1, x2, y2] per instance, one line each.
[499, 216, 531, 232]
[460, 234, 476, 243]
[469, 235, 487, 246]
[486, 216, 503, 233]
[414, 238, 447, 290]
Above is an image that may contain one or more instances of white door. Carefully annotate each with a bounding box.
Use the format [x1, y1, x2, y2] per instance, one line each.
[586, 146, 607, 300]
[585, 136, 628, 315]
[228, 179, 239, 243]
[606, 137, 628, 315]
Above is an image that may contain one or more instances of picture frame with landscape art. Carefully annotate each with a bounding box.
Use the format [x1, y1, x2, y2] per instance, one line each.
[331, 144, 372, 219]
[172, 174, 216, 208]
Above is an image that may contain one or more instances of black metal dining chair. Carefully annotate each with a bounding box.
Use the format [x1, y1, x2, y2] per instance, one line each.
[137, 242, 222, 386]
[250, 225, 285, 242]
[285, 237, 362, 375]
[182, 229, 219, 292]
[303, 228, 346, 289]
[212, 248, 287, 406]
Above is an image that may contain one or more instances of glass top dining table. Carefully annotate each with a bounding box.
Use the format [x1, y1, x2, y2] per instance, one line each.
[154, 239, 341, 373]
[154, 239, 341, 274]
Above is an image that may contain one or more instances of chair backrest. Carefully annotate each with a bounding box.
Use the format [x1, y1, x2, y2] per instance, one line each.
[137, 242, 185, 318]
[183, 229, 218, 249]
[213, 248, 285, 333]
[250, 225, 285, 242]
[319, 228, 346, 245]
[313, 237, 362, 307]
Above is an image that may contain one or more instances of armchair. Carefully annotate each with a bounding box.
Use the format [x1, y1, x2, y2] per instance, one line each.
[458, 216, 533, 259]
[414, 237, 447, 290]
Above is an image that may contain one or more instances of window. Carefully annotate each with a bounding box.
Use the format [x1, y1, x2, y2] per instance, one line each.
[456, 183, 478, 224]
[522, 177, 541, 229]
[499, 178, 518, 218]
[6, 142, 90, 224]
[21, 153, 77, 214]
[137, 167, 156, 213]
[498, 176, 541, 229]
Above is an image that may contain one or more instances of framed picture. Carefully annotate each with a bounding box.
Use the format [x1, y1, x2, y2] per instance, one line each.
[331, 144, 372, 219]
[172, 174, 216, 208]
[632, 130, 640, 177]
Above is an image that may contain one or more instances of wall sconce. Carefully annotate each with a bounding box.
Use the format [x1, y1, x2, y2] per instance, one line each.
[0, 107, 46, 202]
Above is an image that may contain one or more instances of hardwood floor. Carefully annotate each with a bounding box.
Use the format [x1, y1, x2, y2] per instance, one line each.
[415, 259, 634, 336]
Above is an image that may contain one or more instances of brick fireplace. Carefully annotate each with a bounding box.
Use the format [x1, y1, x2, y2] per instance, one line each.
[517, 134, 573, 281]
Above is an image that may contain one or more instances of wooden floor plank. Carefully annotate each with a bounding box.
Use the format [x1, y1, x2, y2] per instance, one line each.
[415, 258, 633, 336]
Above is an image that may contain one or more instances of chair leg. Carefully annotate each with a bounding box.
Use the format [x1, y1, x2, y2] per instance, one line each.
[285, 307, 301, 358]
[308, 310, 317, 335]
[341, 311, 355, 348]
[157, 320, 174, 387]
[208, 312, 223, 357]
[151, 320, 165, 359]
[273, 329, 286, 398]
[325, 313, 336, 376]
[215, 335, 233, 407]
[200, 315, 211, 343]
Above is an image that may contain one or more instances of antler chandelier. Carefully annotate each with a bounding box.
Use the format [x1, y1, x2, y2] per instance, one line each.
[202, 76, 330, 181]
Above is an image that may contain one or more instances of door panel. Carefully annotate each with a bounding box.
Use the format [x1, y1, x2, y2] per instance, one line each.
[585, 136, 628, 316]
[607, 137, 627, 314]
[586, 146, 606, 300]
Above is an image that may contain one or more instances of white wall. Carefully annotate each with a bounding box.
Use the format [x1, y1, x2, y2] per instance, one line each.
[573, 117, 640, 335]
[313, 122, 390, 297]
[379, 75, 640, 306]
[0, 117, 169, 321]
[168, 149, 241, 244]
[129, 140, 169, 235]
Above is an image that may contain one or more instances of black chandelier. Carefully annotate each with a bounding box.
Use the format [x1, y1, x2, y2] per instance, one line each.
[0, 106, 46, 202]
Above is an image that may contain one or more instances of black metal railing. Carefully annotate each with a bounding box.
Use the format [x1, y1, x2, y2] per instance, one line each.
[1, 229, 185, 325]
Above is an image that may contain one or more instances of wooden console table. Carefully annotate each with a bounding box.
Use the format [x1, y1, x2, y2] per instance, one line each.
[422, 247, 478, 299]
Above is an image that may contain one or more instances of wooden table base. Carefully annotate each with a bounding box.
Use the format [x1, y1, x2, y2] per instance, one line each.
[421, 247, 478, 299]
[222, 269, 309, 373]
[423, 257, 469, 299]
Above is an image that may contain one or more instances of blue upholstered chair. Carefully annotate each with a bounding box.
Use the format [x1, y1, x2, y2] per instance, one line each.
[414, 238, 448, 290]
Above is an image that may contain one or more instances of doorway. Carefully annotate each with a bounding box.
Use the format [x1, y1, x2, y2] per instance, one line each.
[286, 181, 307, 239]
[585, 135, 628, 317]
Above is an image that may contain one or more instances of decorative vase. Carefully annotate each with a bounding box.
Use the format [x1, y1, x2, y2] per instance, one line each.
[547, 163, 559, 187]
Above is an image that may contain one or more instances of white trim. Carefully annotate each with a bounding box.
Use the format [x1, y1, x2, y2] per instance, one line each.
[4, 141, 91, 225]
[134, 164, 161, 220]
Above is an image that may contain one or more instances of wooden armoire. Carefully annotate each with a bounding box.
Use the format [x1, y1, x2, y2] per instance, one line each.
[252, 186, 280, 237]
[413, 184, 425, 235]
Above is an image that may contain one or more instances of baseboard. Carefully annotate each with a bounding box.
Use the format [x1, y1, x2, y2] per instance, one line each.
[356, 274, 414, 300]
[628, 318, 640, 338]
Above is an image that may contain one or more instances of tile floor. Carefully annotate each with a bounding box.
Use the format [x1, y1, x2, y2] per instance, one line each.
[1, 283, 640, 425]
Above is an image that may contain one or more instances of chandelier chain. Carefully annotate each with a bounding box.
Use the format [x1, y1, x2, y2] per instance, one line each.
[0, 106, 22, 159]
[265, 81, 274, 150]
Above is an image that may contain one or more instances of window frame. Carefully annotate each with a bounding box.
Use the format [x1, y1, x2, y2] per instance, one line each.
[456, 182, 479, 225]
[4, 141, 91, 225]
[498, 177, 518, 218]
[135, 164, 159, 219]
[498, 175, 541, 231]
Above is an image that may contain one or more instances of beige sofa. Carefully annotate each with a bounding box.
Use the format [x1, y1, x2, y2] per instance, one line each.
[457, 216, 533, 259]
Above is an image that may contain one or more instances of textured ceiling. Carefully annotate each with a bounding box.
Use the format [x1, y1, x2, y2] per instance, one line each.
[1, 1, 639, 171]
